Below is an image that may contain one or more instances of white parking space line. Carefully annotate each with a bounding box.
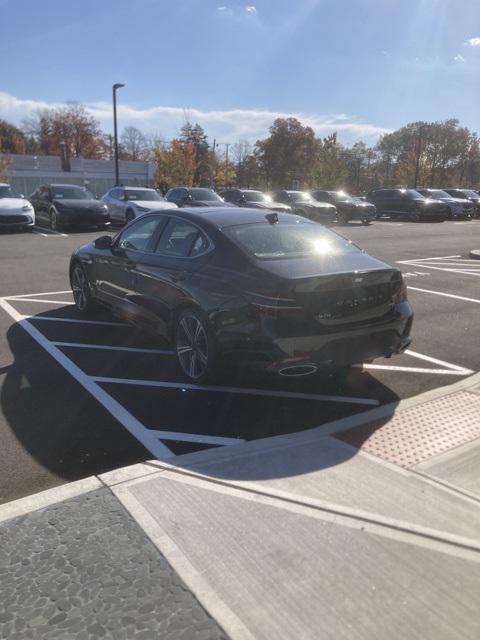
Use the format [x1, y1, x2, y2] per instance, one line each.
[8, 290, 73, 298]
[408, 286, 480, 305]
[147, 430, 244, 446]
[32, 226, 68, 237]
[405, 349, 473, 373]
[357, 364, 470, 376]
[91, 376, 380, 406]
[54, 342, 174, 355]
[0, 297, 174, 460]
[26, 316, 129, 327]
[6, 298, 74, 305]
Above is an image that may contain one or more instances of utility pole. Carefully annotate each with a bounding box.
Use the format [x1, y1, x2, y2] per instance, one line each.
[225, 143, 230, 186]
[112, 83, 125, 185]
[211, 138, 216, 188]
[413, 127, 423, 188]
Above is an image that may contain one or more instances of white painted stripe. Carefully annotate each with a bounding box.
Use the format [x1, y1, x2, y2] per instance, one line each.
[33, 226, 68, 237]
[356, 364, 470, 376]
[398, 255, 461, 262]
[91, 376, 380, 406]
[8, 290, 73, 298]
[27, 315, 129, 327]
[0, 297, 173, 460]
[7, 298, 74, 305]
[54, 341, 174, 355]
[400, 263, 480, 277]
[405, 349, 474, 373]
[408, 286, 480, 305]
[148, 430, 245, 446]
[31, 230, 49, 237]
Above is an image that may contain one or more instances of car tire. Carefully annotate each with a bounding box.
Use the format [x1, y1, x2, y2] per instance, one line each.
[174, 308, 218, 383]
[71, 263, 96, 313]
[50, 208, 60, 230]
[125, 210, 135, 224]
[409, 206, 421, 222]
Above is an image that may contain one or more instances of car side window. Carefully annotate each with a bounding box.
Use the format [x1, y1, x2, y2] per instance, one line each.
[118, 217, 163, 252]
[168, 189, 180, 201]
[156, 218, 209, 257]
[315, 192, 328, 202]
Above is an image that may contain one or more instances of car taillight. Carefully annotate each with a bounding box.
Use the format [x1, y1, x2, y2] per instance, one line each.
[246, 289, 303, 318]
[392, 277, 408, 304]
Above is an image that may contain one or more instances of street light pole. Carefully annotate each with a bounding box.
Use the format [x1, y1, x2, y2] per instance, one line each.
[112, 83, 125, 185]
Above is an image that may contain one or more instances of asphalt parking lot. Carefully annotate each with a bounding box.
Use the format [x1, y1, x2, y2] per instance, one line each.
[1, 218, 479, 504]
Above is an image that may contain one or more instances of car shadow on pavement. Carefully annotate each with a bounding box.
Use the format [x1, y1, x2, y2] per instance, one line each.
[2, 307, 401, 496]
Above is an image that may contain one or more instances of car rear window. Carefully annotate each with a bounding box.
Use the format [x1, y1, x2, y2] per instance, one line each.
[224, 222, 359, 260]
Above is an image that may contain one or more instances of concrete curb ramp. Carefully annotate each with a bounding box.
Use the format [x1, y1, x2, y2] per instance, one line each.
[1, 373, 480, 639]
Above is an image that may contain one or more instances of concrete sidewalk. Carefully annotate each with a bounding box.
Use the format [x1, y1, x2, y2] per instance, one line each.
[1, 374, 480, 640]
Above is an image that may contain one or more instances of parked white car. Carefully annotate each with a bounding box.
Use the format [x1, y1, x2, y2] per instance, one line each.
[101, 186, 176, 225]
[0, 183, 35, 231]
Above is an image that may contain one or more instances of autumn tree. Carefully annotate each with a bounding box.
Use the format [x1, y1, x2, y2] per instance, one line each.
[0, 120, 28, 154]
[153, 140, 196, 189]
[0, 146, 10, 182]
[255, 117, 318, 188]
[311, 134, 347, 189]
[180, 122, 210, 185]
[120, 126, 148, 161]
[24, 104, 107, 159]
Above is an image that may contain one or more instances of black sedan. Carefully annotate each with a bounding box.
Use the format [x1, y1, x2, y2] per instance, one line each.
[164, 187, 234, 208]
[311, 190, 376, 225]
[70, 208, 413, 382]
[29, 184, 110, 230]
[272, 190, 337, 225]
[219, 189, 292, 213]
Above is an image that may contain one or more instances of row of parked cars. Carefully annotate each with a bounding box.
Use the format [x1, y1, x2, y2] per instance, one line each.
[1, 181, 479, 232]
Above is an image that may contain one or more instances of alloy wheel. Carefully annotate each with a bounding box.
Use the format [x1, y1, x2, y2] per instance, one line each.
[50, 209, 58, 230]
[176, 314, 209, 380]
[72, 266, 89, 311]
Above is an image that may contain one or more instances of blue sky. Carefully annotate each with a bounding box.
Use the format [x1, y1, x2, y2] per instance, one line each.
[1, 0, 479, 146]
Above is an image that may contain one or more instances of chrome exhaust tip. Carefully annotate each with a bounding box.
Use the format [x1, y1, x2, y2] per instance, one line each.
[278, 363, 318, 377]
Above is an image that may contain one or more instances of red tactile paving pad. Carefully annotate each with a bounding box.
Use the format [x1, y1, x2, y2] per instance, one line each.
[336, 391, 480, 467]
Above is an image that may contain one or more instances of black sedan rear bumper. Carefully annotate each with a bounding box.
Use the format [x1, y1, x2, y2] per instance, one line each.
[219, 302, 414, 374]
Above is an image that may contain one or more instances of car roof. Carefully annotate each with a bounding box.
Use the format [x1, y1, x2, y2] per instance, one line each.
[122, 186, 155, 190]
[49, 183, 89, 188]
[168, 206, 307, 229]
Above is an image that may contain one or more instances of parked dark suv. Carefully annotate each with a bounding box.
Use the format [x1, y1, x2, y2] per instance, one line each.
[442, 189, 480, 218]
[367, 188, 447, 222]
[165, 187, 234, 208]
[219, 189, 292, 213]
[311, 190, 376, 225]
[272, 190, 336, 225]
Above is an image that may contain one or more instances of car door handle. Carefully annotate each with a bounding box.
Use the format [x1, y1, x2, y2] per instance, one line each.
[170, 272, 185, 283]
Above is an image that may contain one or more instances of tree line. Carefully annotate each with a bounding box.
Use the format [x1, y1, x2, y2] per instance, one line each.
[1, 102, 479, 192]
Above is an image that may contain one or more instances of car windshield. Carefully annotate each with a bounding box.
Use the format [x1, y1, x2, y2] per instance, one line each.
[460, 189, 479, 198]
[243, 191, 271, 203]
[225, 222, 359, 259]
[190, 189, 223, 202]
[288, 192, 315, 203]
[125, 189, 164, 201]
[403, 189, 425, 199]
[330, 191, 355, 203]
[52, 186, 95, 200]
[421, 189, 451, 199]
[0, 185, 21, 198]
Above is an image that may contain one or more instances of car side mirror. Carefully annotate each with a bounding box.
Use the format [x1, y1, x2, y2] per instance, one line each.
[94, 235, 113, 250]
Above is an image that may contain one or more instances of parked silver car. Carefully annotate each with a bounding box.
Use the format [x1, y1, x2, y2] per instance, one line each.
[0, 183, 35, 231]
[101, 186, 176, 225]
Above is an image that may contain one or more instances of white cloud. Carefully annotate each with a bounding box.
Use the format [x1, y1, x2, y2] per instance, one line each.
[465, 37, 480, 47]
[0, 91, 391, 145]
[245, 5, 257, 13]
[454, 54, 465, 63]
[217, 6, 228, 11]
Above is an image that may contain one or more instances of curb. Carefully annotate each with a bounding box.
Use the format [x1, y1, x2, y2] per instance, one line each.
[470, 249, 480, 260]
